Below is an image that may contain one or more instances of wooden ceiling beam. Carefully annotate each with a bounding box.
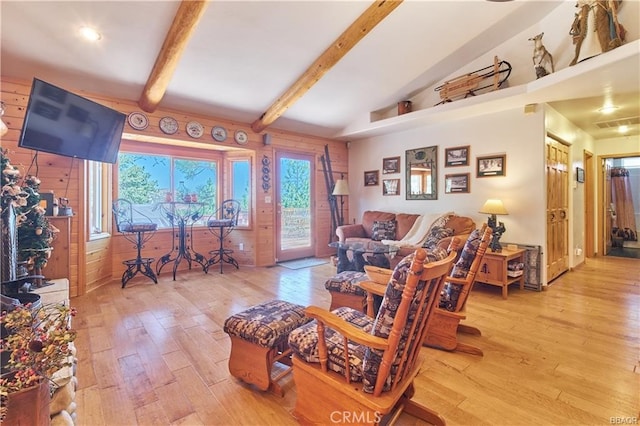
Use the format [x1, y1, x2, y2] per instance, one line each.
[251, 0, 403, 133]
[138, 0, 208, 112]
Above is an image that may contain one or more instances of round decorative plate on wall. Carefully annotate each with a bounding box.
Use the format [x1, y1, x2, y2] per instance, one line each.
[234, 130, 248, 145]
[159, 116, 179, 135]
[186, 121, 204, 139]
[127, 112, 149, 130]
[211, 126, 227, 142]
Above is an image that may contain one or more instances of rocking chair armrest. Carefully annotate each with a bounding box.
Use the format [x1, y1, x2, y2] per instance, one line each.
[445, 276, 468, 286]
[359, 281, 386, 296]
[305, 306, 389, 350]
[434, 307, 466, 320]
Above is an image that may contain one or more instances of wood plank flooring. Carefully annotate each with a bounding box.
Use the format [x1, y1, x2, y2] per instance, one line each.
[72, 256, 639, 425]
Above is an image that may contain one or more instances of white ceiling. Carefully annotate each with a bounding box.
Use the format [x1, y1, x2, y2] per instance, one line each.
[1, 1, 638, 141]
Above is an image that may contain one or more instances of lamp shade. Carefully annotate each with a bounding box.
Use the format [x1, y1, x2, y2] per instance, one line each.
[332, 179, 350, 196]
[479, 199, 508, 215]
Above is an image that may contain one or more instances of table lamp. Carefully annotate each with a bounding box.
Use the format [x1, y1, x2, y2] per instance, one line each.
[332, 177, 350, 226]
[479, 199, 508, 252]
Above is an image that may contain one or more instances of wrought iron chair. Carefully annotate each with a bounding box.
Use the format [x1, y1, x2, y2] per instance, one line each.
[288, 248, 457, 425]
[112, 198, 158, 288]
[205, 199, 241, 274]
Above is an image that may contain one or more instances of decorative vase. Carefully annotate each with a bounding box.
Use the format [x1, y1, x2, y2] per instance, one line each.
[3, 378, 50, 426]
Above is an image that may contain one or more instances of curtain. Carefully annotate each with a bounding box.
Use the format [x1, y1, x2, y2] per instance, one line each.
[611, 167, 638, 241]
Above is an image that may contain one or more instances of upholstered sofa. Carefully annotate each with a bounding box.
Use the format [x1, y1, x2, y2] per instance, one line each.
[335, 211, 475, 268]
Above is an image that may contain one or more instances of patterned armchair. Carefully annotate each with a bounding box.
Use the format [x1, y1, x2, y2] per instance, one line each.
[288, 248, 457, 425]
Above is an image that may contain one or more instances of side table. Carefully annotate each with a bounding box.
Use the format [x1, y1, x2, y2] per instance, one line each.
[475, 248, 525, 299]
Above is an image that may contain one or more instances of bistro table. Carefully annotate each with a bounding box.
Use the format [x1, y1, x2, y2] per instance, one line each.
[328, 241, 400, 273]
[156, 201, 208, 280]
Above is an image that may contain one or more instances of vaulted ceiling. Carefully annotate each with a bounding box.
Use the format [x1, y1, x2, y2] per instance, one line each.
[1, 1, 638, 140]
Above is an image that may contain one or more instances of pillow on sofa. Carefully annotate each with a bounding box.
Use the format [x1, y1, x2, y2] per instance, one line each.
[422, 226, 454, 249]
[371, 220, 397, 241]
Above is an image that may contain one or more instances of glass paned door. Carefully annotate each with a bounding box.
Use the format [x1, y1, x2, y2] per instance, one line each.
[276, 152, 314, 262]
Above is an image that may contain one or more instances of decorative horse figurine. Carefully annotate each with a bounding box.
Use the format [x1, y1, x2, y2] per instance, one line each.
[529, 32, 554, 78]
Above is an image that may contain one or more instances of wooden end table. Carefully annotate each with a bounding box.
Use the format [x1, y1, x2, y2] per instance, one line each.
[475, 247, 525, 299]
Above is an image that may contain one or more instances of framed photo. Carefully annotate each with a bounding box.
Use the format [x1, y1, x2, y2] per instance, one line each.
[477, 154, 506, 177]
[364, 170, 379, 186]
[576, 167, 585, 183]
[382, 156, 401, 174]
[445, 173, 470, 194]
[382, 178, 400, 196]
[445, 146, 470, 167]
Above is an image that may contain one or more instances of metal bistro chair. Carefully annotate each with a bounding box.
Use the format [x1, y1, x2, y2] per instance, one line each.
[205, 199, 241, 274]
[112, 199, 158, 288]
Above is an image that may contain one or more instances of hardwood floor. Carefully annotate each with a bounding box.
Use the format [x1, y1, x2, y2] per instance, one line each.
[72, 256, 639, 425]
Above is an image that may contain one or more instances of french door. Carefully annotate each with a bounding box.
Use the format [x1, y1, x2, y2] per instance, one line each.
[275, 152, 314, 262]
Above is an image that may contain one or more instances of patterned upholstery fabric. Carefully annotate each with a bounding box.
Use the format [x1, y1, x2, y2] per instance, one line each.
[439, 228, 481, 311]
[422, 226, 454, 249]
[361, 248, 448, 392]
[371, 220, 397, 241]
[119, 223, 157, 233]
[324, 271, 368, 296]
[288, 307, 374, 381]
[224, 300, 311, 348]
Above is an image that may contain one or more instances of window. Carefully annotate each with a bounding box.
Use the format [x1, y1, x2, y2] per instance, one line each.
[117, 153, 218, 229]
[87, 160, 110, 238]
[230, 159, 251, 227]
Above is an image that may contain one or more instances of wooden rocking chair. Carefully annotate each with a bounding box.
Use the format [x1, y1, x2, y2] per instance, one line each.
[361, 225, 492, 356]
[288, 248, 457, 425]
[422, 225, 491, 356]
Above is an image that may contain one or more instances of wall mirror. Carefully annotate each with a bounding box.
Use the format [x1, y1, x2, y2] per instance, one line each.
[406, 145, 437, 200]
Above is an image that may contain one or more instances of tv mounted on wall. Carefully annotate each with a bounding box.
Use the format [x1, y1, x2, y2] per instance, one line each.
[18, 78, 125, 164]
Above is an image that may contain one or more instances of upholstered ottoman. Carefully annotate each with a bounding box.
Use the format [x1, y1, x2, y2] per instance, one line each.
[324, 270, 368, 312]
[223, 300, 311, 396]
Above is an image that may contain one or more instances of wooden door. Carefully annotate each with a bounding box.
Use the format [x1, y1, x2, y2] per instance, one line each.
[546, 136, 569, 282]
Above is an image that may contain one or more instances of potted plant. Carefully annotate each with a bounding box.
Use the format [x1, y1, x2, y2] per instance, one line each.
[0, 301, 77, 423]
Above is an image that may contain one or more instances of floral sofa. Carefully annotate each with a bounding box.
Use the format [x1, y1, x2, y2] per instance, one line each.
[336, 211, 475, 268]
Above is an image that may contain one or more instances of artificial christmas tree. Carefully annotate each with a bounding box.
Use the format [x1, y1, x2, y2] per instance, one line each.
[1, 149, 57, 286]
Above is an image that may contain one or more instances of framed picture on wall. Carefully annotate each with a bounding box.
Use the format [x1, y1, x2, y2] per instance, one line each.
[445, 146, 470, 167]
[382, 178, 400, 195]
[382, 156, 401, 174]
[444, 173, 470, 193]
[576, 167, 585, 183]
[364, 170, 379, 186]
[477, 154, 506, 177]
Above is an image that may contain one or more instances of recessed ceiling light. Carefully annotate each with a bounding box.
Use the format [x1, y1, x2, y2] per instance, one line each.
[598, 105, 619, 114]
[618, 125, 629, 133]
[79, 26, 101, 42]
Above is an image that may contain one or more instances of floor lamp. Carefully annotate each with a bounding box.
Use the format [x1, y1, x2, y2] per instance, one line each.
[332, 177, 350, 227]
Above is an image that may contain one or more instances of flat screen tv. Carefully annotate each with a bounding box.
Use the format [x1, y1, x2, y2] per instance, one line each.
[18, 78, 125, 164]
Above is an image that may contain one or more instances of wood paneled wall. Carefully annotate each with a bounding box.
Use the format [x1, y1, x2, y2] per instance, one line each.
[1, 77, 348, 296]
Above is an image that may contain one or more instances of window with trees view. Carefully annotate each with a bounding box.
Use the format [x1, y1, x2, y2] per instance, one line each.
[117, 153, 218, 229]
[230, 159, 250, 227]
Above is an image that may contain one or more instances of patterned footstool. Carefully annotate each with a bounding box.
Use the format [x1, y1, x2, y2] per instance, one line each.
[324, 270, 368, 312]
[223, 300, 311, 396]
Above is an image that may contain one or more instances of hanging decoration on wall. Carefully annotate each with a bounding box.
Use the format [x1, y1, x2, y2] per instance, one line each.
[261, 155, 271, 192]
